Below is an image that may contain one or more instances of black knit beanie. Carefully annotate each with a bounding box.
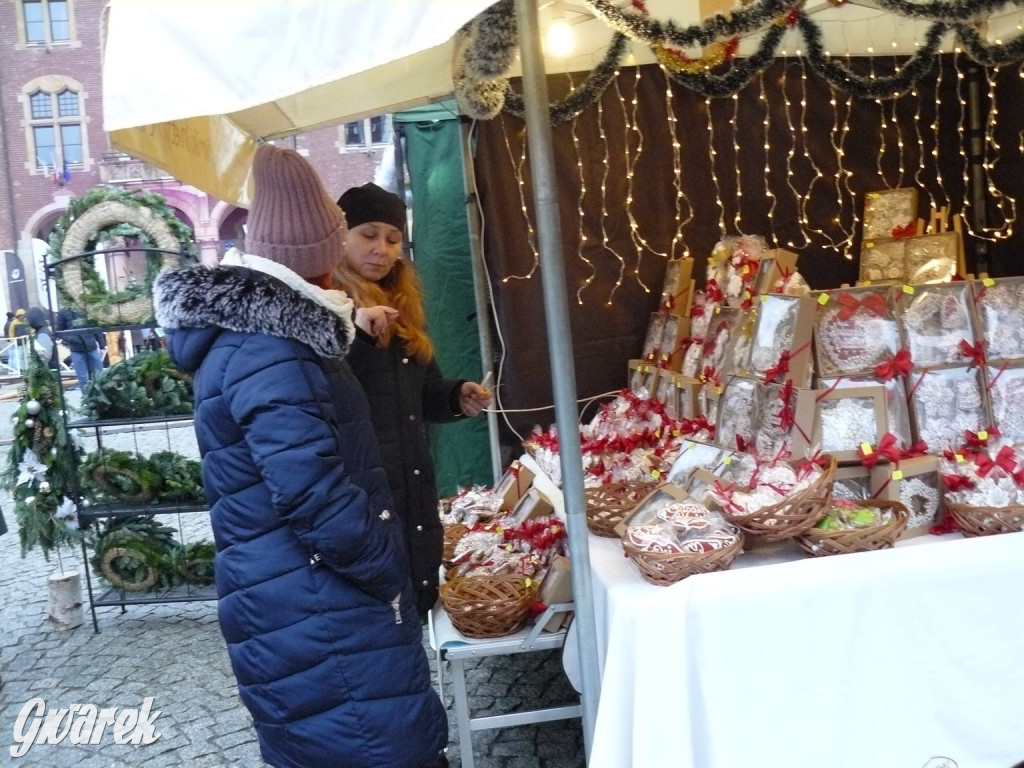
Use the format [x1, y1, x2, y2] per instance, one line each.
[337, 183, 407, 231]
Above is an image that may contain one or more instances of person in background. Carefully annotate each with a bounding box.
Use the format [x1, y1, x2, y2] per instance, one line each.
[9, 309, 29, 374]
[25, 308, 58, 369]
[154, 144, 448, 768]
[335, 183, 492, 619]
[56, 306, 106, 392]
[3, 311, 14, 338]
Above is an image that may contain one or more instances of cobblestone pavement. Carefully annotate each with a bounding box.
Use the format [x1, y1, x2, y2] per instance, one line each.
[0, 387, 584, 768]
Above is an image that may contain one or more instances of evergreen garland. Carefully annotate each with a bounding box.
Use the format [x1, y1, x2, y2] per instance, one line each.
[3, 352, 84, 559]
[91, 516, 215, 592]
[81, 350, 194, 421]
[81, 447, 204, 506]
[800, 15, 949, 98]
[502, 32, 630, 125]
[460, 0, 1024, 124]
[666, 23, 786, 97]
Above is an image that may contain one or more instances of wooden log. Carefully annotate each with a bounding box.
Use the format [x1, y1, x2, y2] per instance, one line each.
[47, 570, 84, 630]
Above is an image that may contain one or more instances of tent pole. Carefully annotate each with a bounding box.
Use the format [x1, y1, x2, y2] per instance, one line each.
[965, 61, 989, 275]
[458, 119, 504, 483]
[514, 0, 599, 759]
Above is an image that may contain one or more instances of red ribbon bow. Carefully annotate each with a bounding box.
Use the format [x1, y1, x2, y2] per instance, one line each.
[964, 426, 1000, 450]
[902, 440, 930, 458]
[736, 434, 750, 453]
[974, 445, 1017, 478]
[764, 351, 792, 383]
[837, 292, 888, 321]
[891, 221, 916, 240]
[958, 339, 987, 369]
[858, 433, 903, 468]
[778, 381, 796, 432]
[942, 474, 976, 492]
[705, 279, 723, 303]
[873, 348, 913, 380]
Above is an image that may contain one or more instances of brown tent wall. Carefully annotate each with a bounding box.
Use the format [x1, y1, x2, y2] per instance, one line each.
[473, 56, 1024, 440]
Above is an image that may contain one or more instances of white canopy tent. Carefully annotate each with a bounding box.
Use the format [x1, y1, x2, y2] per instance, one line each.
[101, 0, 1024, 760]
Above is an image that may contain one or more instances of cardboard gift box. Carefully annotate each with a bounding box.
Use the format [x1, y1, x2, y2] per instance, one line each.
[813, 385, 888, 464]
[896, 281, 979, 369]
[507, 487, 555, 526]
[493, 459, 535, 512]
[628, 359, 662, 398]
[869, 455, 942, 538]
[813, 286, 902, 378]
[907, 365, 991, 453]
[904, 232, 959, 284]
[862, 187, 919, 242]
[832, 465, 872, 502]
[859, 239, 907, 284]
[817, 374, 914, 450]
[665, 439, 729, 487]
[972, 276, 1024, 362]
[752, 380, 817, 462]
[659, 258, 696, 317]
[755, 249, 800, 295]
[744, 294, 816, 388]
[538, 555, 573, 632]
[641, 312, 669, 362]
[984, 362, 1024, 446]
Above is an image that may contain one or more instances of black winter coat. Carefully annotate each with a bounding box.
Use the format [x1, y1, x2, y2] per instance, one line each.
[346, 332, 463, 616]
[154, 252, 447, 768]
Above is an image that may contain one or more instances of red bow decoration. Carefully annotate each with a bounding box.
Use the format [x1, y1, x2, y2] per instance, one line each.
[691, 304, 705, 318]
[858, 433, 903, 468]
[942, 474, 976, 492]
[736, 434, 750, 453]
[958, 339, 987, 369]
[964, 426, 1000, 450]
[1013, 469, 1024, 487]
[723, 36, 740, 61]
[873, 348, 913, 380]
[778, 380, 796, 431]
[710, 480, 743, 514]
[929, 511, 963, 535]
[891, 221, 916, 240]
[700, 365, 720, 387]
[902, 440, 930, 458]
[764, 351, 792, 383]
[786, 7, 800, 25]
[705, 279, 723, 303]
[974, 445, 1017, 478]
[836, 291, 888, 321]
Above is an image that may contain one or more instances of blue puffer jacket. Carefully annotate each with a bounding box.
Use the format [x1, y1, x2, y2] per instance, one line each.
[154, 251, 447, 768]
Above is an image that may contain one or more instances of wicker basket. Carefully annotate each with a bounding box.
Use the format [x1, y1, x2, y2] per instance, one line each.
[622, 525, 744, 587]
[723, 457, 837, 542]
[442, 523, 469, 561]
[439, 574, 537, 638]
[794, 501, 908, 557]
[947, 503, 1024, 537]
[586, 481, 657, 537]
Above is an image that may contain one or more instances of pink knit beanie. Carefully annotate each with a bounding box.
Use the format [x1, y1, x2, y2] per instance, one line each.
[244, 143, 345, 278]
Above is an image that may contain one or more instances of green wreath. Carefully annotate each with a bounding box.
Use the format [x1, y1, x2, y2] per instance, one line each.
[91, 516, 215, 591]
[81, 350, 194, 421]
[81, 447, 204, 506]
[48, 187, 196, 326]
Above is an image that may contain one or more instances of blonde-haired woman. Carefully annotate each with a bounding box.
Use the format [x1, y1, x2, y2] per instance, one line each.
[336, 183, 491, 619]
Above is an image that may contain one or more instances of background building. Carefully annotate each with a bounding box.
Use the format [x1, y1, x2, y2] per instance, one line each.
[0, 0, 391, 315]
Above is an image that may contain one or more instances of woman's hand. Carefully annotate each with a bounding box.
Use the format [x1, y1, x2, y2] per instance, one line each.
[459, 381, 493, 417]
[355, 305, 399, 336]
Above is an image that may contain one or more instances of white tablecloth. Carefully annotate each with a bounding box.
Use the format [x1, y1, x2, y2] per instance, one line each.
[569, 532, 1024, 768]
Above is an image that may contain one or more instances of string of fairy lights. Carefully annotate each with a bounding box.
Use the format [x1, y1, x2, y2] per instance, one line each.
[477, 1, 1024, 304]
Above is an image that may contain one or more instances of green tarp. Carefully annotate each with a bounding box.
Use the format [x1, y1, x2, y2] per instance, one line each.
[398, 103, 492, 495]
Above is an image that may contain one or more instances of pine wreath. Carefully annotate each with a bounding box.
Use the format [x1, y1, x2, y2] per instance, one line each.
[47, 186, 196, 326]
[80, 447, 203, 506]
[81, 350, 193, 421]
[90, 516, 177, 591]
[172, 541, 216, 586]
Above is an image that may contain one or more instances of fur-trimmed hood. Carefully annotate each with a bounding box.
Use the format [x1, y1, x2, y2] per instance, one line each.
[153, 249, 356, 370]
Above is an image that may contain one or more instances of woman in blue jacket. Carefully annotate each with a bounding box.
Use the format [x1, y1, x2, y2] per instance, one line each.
[154, 144, 447, 768]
